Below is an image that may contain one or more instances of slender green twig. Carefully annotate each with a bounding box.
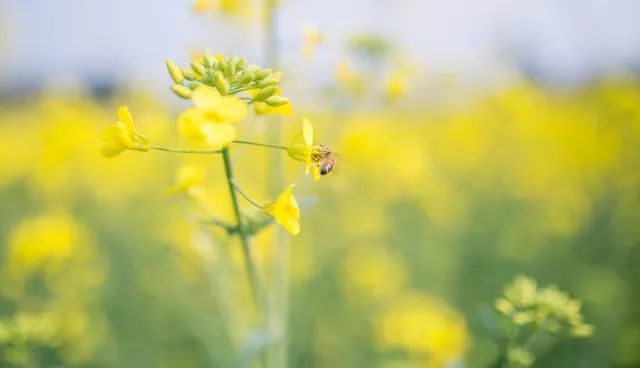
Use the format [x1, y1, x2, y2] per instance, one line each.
[232, 140, 286, 150]
[199, 218, 237, 234]
[221, 147, 266, 317]
[231, 180, 264, 209]
[190, 197, 237, 233]
[150, 145, 222, 154]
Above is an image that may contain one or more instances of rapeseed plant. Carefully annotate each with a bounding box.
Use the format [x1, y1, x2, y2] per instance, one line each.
[491, 275, 593, 367]
[98, 52, 337, 365]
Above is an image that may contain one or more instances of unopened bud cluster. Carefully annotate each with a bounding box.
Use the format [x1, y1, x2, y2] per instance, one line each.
[166, 52, 289, 107]
[494, 275, 593, 338]
[493, 275, 594, 368]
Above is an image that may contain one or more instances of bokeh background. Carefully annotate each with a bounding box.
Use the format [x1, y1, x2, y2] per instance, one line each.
[1, 0, 640, 367]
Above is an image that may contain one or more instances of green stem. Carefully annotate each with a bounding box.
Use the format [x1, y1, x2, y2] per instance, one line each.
[150, 145, 222, 154]
[232, 140, 286, 150]
[221, 147, 265, 317]
[231, 180, 265, 209]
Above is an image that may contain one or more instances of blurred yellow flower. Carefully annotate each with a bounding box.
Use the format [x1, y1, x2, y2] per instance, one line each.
[171, 164, 206, 199]
[287, 117, 322, 180]
[177, 86, 247, 148]
[263, 184, 300, 235]
[193, 0, 215, 12]
[192, 0, 252, 17]
[376, 292, 469, 367]
[386, 74, 408, 100]
[335, 58, 365, 96]
[100, 106, 149, 157]
[302, 25, 325, 59]
[7, 213, 80, 271]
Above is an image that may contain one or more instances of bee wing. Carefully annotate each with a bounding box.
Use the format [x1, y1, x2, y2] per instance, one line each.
[327, 152, 343, 175]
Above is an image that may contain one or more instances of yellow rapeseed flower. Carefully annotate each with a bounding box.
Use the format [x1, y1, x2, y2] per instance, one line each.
[287, 117, 322, 180]
[263, 184, 300, 235]
[7, 213, 80, 271]
[193, 0, 215, 12]
[386, 74, 408, 100]
[376, 292, 469, 366]
[170, 164, 206, 199]
[177, 86, 247, 148]
[100, 106, 149, 157]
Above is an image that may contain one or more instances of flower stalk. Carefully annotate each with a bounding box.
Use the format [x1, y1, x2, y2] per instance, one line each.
[150, 145, 223, 154]
[221, 147, 266, 319]
[232, 140, 286, 150]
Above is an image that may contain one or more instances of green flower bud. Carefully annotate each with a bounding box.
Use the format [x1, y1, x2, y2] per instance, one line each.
[171, 84, 192, 99]
[217, 59, 229, 75]
[240, 72, 255, 84]
[257, 78, 279, 88]
[181, 68, 196, 81]
[237, 58, 247, 70]
[257, 68, 272, 79]
[203, 52, 216, 67]
[214, 71, 230, 95]
[229, 56, 239, 75]
[264, 96, 289, 106]
[191, 61, 206, 76]
[187, 81, 203, 90]
[254, 86, 277, 101]
[166, 59, 184, 84]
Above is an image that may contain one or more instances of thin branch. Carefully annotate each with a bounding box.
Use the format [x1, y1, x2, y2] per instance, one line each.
[231, 180, 265, 209]
[232, 140, 287, 150]
[150, 145, 222, 154]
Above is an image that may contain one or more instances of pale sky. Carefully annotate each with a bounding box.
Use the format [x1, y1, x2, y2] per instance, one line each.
[1, 0, 639, 94]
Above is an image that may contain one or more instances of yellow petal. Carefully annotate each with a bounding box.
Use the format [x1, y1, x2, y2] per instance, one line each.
[117, 106, 135, 138]
[215, 96, 247, 123]
[311, 165, 321, 181]
[264, 184, 300, 236]
[287, 144, 309, 162]
[254, 101, 293, 116]
[177, 108, 206, 142]
[302, 117, 313, 146]
[192, 86, 221, 110]
[281, 216, 300, 235]
[200, 123, 236, 148]
[100, 122, 132, 157]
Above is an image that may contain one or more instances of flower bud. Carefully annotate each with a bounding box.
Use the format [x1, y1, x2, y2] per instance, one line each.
[265, 96, 289, 106]
[181, 68, 196, 81]
[240, 72, 255, 84]
[253, 86, 277, 101]
[237, 58, 247, 70]
[217, 59, 229, 75]
[203, 52, 216, 67]
[257, 78, 279, 88]
[214, 71, 230, 95]
[171, 84, 192, 99]
[187, 81, 203, 89]
[191, 61, 206, 76]
[257, 68, 272, 79]
[166, 59, 184, 84]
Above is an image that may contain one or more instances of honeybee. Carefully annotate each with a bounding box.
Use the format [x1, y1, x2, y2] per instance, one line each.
[314, 145, 339, 176]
